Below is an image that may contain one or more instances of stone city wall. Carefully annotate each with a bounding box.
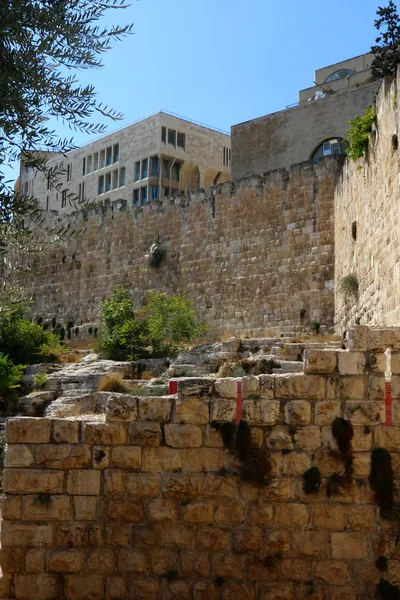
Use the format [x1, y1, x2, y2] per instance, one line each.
[19, 157, 342, 338]
[335, 75, 400, 332]
[2, 326, 400, 599]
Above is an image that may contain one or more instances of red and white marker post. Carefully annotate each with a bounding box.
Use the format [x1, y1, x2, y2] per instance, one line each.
[385, 348, 393, 427]
[235, 380, 243, 425]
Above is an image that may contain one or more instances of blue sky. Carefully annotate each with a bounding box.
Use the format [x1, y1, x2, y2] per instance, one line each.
[6, 0, 393, 183]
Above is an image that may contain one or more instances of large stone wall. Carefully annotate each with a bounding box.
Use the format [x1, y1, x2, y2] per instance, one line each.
[20, 157, 342, 337]
[231, 82, 379, 180]
[2, 326, 400, 599]
[334, 75, 400, 333]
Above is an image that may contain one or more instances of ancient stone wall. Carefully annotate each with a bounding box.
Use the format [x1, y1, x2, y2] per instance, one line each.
[20, 157, 342, 338]
[2, 326, 400, 599]
[335, 75, 400, 333]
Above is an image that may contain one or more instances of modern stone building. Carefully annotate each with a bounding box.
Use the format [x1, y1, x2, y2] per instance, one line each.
[231, 53, 379, 179]
[19, 111, 231, 212]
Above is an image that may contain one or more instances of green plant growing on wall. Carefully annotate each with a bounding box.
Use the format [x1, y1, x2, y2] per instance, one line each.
[33, 373, 47, 390]
[346, 106, 377, 161]
[340, 274, 359, 298]
[311, 321, 321, 335]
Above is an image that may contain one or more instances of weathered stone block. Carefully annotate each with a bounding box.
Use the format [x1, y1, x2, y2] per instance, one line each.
[205, 423, 224, 447]
[129, 421, 161, 446]
[2, 495, 22, 520]
[370, 352, 400, 374]
[93, 445, 109, 469]
[117, 548, 147, 572]
[280, 559, 312, 581]
[338, 351, 366, 375]
[126, 473, 160, 498]
[211, 398, 236, 421]
[73, 496, 97, 521]
[181, 448, 223, 471]
[175, 398, 210, 424]
[159, 524, 195, 549]
[183, 501, 214, 524]
[215, 502, 244, 526]
[265, 426, 293, 450]
[193, 581, 219, 600]
[343, 401, 384, 425]
[375, 427, 400, 450]
[347, 326, 368, 351]
[107, 499, 143, 522]
[264, 530, 290, 555]
[2, 522, 53, 547]
[22, 495, 71, 521]
[25, 549, 45, 573]
[67, 470, 100, 495]
[161, 473, 204, 497]
[65, 574, 105, 600]
[56, 523, 103, 547]
[162, 579, 191, 600]
[53, 419, 79, 443]
[370, 376, 385, 400]
[282, 452, 311, 476]
[179, 551, 210, 577]
[275, 374, 325, 399]
[313, 504, 346, 530]
[247, 503, 274, 525]
[139, 397, 172, 421]
[164, 424, 202, 447]
[3, 469, 64, 494]
[352, 426, 372, 450]
[36, 444, 91, 469]
[222, 582, 255, 600]
[105, 525, 130, 547]
[104, 470, 125, 495]
[337, 377, 366, 400]
[243, 400, 280, 425]
[0, 547, 24, 572]
[284, 401, 311, 425]
[242, 376, 260, 398]
[142, 447, 182, 471]
[313, 560, 348, 585]
[314, 400, 341, 426]
[14, 573, 62, 599]
[148, 548, 177, 575]
[346, 505, 375, 532]
[83, 422, 127, 445]
[129, 578, 159, 600]
[213, 554, 244, 578]
[216, 378, 239, 398]
[196, 526, 230, 551]
[368, 328, 400, 351]
[331, 532, 368, 559]
[275, 503, 309, 528]
[6, 417, 51, 443]
[353, 453, 372, 478]
[293, 425, 321, 450]
[304, 350, 337, 373]
[5, 444, 34, 468]
[178, 378, 214, 397]
[112, 446, 141, 468]
[292, 531, 329, 557]
[259, 584, 293, 600]
[106, 393, 137, 422]
[47, 549, 85, 572]
[147, 498, 178, 522]
[105, 576, 127, 600]
[262, 479, 293, 502]
[203, 474, 238, 498]
[259, 375, 275, 399]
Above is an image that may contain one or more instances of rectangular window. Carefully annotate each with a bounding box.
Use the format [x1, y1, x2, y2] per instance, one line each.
[106, 147, 112, 166]
[141, 187, 148, 203]
[82, 157, 86, 176]
[82, 182, 85, 201]
[67, 163, 72, 182]
[93, 153, 99, 171]
[87, 155, 92, 174]
[151, 185, 159, 200]
[78, 183, 82, 202]
[47, 176, 50, 191]
[61, 190, 67, 208]
[112, 170, 118, 190]
[134, 189, 140, 206]
[24, 182, 28, 198]
[177, 132, 185, 149]
[171, 162, 180, 181]
[134, 161, 140, 181]
[113, 144, 119, 163]
[163, 187, 169, 197]
[223, 147, 226, 166]
[46, 196, 49, 210]
[168, 129, 176, 146]
[162, 159, 169, 178]
[151, 157, 159, 177]
[161, 127, 166, 143]
[100, 150, 105, 169]
[229, 148, 231, 162]
[105, 172, 111, 192]
[141, 158, 148, 179]
[98, 175, 105, 195]
[119, 167, 126, 186]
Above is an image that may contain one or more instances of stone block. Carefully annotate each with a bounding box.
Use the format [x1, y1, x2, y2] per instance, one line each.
[247, 503, 274, 525]
[292, 531, 329, 557]
[243, 400, 280, 425]
[370, 376, 385, 400]
[106, 393, 137, 422]
[259, 585, 293, 600]
[53, 419, 79, 443]
[179, 551, 210, 577]
[126, 473, 160, 498]
[284, 401, 311, 425]
[304, 350, 337, 373]
[2, 495, 22, 520]
[313, 504, 346, 530]
[129, 421, 161, 446]
[138, 397, 172, 421]
[260, 375, 275, 399]
[147, 498, 178, 521]
[262, 479, 293, 502]
[338, 351, 366, 375]
[204, 424, 224, 447]
[183, 501, 215, 524]
[193, 581, 219, 600]
[36, 444, 91, 469]
[265, 426, 294, 450]
[14, 574, 62, 599]
[313, 560, 348, 585]
[181, 448, 224, 471]
[203, 474, 238, 497]
[353, 453, 372, 478]
[213, 554, 244, 578]
[93, 445, 110, 469]
[2, 522, 53, 547]
[148, 548, 177, 575]
[370, 353, 400, 374]
[158, 524, 195, 549]
[275, 374, 325, 399]
[83, 422, 127, 445]
[5, 444, 34, 468]
[56, 523, 103, 547]
[3, 469, 64, 494]
[129, 578, 159, 600]
[164, 424, 202, 447]
[337, 377, 366, 400]
[0, 547, 24, 572]
[65, 574, 105, 600]
[22, 495, 71, 521]
[314, 400, 341, 426]
[275, 503, 309, 528]
[216, 378, 239, 398]
[142, 447, 182, 471]
[161, 473, 204, 497]
[0, 573, 12, 598]
[331, 532, 368, 559]
[107, 499, 144, 522]
[346, 506, 375, 532]
[74, 496, 97, 520]
[162, 579, 191, 600]
[67, 470, 100, 495]
[242, 376, 260, 398]
[294, 426, 321, 450]
[264, 530, 290, 555]
[104, 470, 125, 495]
[105, 576, 127, 600]
[47, 549, 85, 572]
[117, 548, 147, 572]
[215, 502, 244, 526]
[111, 446, 141, 468]
[222, 582, 255, 600]
[330, 588, 357, 600]
[368, 328, 400, 351]
[177, 378, 214, 397]
[196, 526, 230, 551]
[211, 398, 236, 421]
[375, 427, 400, 450]
[6, 417, 51, 443]
[280, 559, 312, 581]
[175, 398, 210, 424]
[25, 549, 45, 573]
[343, 401, 384, 425]
[352, 426, 372, 450]
[347, 326, 368, 351]
[282, 452, 311, 476]
[105, 525, 130, 547]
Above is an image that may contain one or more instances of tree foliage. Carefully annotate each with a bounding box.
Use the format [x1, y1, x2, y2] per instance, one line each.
[371, 0, 400, 78]
[0, 0, 133, 289]
[346, 106, 377, 161]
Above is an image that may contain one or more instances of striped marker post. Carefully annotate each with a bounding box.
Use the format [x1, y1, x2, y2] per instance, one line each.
[169, 379, 178, 395]
[235, 380, 243, 425]
[385, 348, 392, 427]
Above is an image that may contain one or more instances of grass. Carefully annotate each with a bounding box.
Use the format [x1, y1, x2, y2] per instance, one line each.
[97, 373, 130, 393]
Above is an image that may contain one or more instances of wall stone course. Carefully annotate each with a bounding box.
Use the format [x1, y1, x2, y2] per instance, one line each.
[138, 397, 172, 422]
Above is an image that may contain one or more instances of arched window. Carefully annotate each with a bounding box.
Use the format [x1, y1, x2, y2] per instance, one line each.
[323, 69, 354, 83]
[311, 138, 348, 163]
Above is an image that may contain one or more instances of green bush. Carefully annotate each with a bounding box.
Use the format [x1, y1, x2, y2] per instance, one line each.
[97, 287, 206, 360]
[0, 306, 62, 364]
[0, 353, 24, 414]
[346, 106, 377, 161]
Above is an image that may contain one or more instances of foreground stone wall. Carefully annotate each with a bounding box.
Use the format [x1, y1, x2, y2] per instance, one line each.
[2, 326, 400, 599]
[19, 157, 341, 337]
[335, 75, 400, 332]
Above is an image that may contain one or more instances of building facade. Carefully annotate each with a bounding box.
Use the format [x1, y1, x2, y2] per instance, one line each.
[19, 111, 231, 212]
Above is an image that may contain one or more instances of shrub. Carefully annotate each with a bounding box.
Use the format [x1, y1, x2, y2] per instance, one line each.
[0, 353, 24, 414]
[346, 106, 377, 161]
[33, 373, 48, 390]
[97, 373, 130, 393]
[340, 274, 359, 298]
[311, 321, 321, 335]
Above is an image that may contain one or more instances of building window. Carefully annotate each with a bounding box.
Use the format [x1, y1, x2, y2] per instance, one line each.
[106, 147, 112, 167]
[151, 157, 159, 177]
[168, 129, 176, 146]
[100, 150, 105, 169]
[112, 170, 118, 190]
[163, 187, 169, 197]
[311, 138, 348, 163]
[134, 161, 140, 181]
[151, 185, 159, 200]
[141, 159, 148, 179]
[23, 182, 28, 198]
[134, 189, 140, 206]
[46, 196, 49, 210]
[47, 176, 50, 191]
[87, 155, 92, 174]
[119, 167, 126, 187]
[324, 68, 354, 83]
[98, 175, 105, 195]
[82, 182, 85, 201]
[171, 162, 180, 181]
[113, 144, 119, 163]
[61, 190, 67, 208]
[141, 187, 148, 203]
[105, 172, 111, 192]
[162, 159, 169, 178]
[177, 132, 185, 149]
[161, 127, 166, 143]
[78, 183, 82, 201]
[82, 157, 86, 176]
[67, 163, 72, 182]
[93, 153, 99, 171]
